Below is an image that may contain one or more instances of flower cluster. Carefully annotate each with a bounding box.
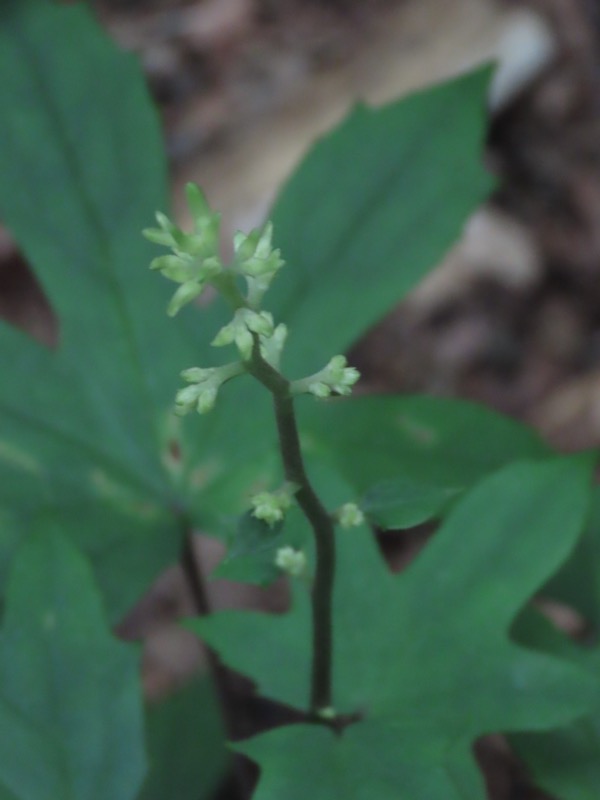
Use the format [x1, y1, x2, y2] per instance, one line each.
[143, 184, 222, 317]
[274, 546, 307, 578]
[174, 363, 244, 415]
[146, 183, 361, 417]
[334, 502, 365, 529]
[212, 308, 274, 361]
[250, 483, 298, 527]
[290, 355, 360, 398]
[233, 223, 285, 308]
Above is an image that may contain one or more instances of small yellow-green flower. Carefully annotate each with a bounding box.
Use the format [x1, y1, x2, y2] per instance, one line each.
[335, 502, 365, 529]
[274, 546, 307, 578]
[250, 484, 296, 526]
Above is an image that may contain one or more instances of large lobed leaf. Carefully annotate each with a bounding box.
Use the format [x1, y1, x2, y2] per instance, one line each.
[0, 0, 191, 619]
[140, 677, 229, 800]
[0, 532, 145, 800]
[192, 457, 596, 799]
[543, 486, 600, 631]
[509, 504, 600, 799]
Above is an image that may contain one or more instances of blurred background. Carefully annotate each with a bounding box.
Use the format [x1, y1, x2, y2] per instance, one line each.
[2, 1, 600, 796]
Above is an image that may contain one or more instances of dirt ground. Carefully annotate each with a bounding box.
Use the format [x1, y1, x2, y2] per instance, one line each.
[3, 1, 600, 798]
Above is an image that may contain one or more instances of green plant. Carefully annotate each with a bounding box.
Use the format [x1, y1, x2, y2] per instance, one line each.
[1, 1, 599, 798]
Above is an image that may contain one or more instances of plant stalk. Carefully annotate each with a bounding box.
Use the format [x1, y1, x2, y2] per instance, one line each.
[180, 529, 254, 799]
[248, 341, 336, 714]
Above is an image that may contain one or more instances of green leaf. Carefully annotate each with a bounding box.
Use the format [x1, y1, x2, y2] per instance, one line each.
[0, 0, 195, 619]
[191, 457, 595, 799]
[226, 512, 286, 558]
[528, 478, 600, 800]
[0, 532, 146, 800]
[0, 697, 70, 800]
[299, 394, 550, 495]
[236, 723, 486, 800]
[516, 476, 600, 800]
[270, 66, 495, 372]
[542, 485, 600, 631]
[511, 611, 600, 800]
[360, 476, 461, 529]
[516, 716, 600, 800]
[214, 509, 310, 586]
[140, 677, 229, 800]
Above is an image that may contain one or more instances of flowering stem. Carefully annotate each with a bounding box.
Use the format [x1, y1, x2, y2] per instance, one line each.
[247, 340, 335, 715]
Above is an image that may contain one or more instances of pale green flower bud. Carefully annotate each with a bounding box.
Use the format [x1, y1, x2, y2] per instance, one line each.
[211, 317, 251, 360]
[234, 326, 254, 361]
[274, 546, 307, 578]
[167, 281, 205, 318]
[144, 211, 186, 250]
[180, 366, 213, 382]
[196, 385, 218, 414]
[149, 254, 192, 281]
[335, 502, 365, 529]
[233, 229, 259, 262]
[155, 211, 179, 238]
[174, 383, 217, 415]
[260, 323, 288, 369]
[246, 309, 274, 337]
[307, 382, 331, 399]
[211, 322, 236, 348]
[174, 383, 203, 415]
[235, 328, 254, 361]
[143, 227, 177, 247]
[185, 182, 211, 221]
[155, 211, 175, 231]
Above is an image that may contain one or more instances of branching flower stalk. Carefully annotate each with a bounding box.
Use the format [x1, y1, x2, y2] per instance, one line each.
[246, 335, 336, 714]
[144, 184, 361, 719]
